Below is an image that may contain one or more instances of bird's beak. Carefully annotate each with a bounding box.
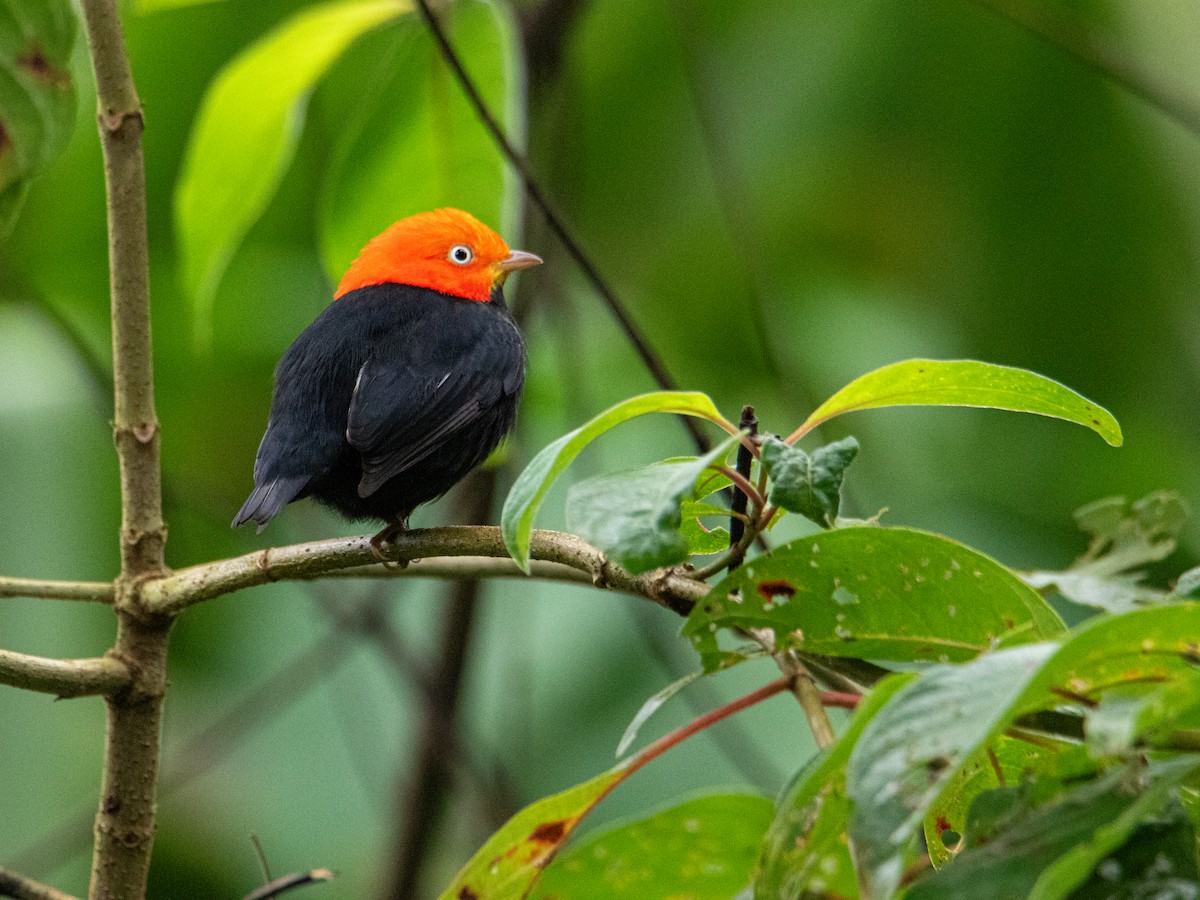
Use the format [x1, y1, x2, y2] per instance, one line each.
[494, 249, 543, 274]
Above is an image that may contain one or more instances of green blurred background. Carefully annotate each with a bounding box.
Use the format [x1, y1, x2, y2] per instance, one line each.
[3, 0, 1199, 895]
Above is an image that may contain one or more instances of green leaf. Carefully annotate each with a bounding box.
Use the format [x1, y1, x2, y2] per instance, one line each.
[682, 527, 1064, 672]
[319, 0, 522, 280]
[565, 433, 742, 574]
[175, 0, 407, 346]
[135, 0, 227, 12]
[0, 0, 76, 236]
[847, 603, 1200, 898]
[501, 391, 734, 573]
[906, 759, 1200, 900]
[1176, 566, 1200, 599]
[761, 435, 858, 526]
[755, 673, 914, 900]
[922, 736, 1057, 869]
[440, 766, 626, 900]
[680, 499, 732, 556]
[795, 359, 1122, 446]
[847, 643, 1058, 898]
[531, 793, 773, 900]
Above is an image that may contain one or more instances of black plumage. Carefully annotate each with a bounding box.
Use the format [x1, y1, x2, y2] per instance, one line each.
[232, 282, 525, 531]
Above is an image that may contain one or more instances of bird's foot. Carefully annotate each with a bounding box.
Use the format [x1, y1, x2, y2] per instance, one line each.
[370, 520, 410, 567]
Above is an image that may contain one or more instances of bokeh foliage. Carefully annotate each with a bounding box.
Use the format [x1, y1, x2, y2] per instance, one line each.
[3, 0, 1200, 895]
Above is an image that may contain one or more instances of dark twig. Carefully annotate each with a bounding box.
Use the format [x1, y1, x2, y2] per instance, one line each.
[384, 470, 497, 899]
[242, 869, 334, 900]
[412, 0, 710, 452]
[729, 406, 758, 548]
[970, 0, 1200, 137]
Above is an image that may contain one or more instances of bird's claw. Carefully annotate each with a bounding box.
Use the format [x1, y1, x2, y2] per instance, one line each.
[370, 522, 410, 567]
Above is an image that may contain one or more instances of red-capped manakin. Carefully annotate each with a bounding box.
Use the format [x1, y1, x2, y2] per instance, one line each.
[232, 209, 541, 551]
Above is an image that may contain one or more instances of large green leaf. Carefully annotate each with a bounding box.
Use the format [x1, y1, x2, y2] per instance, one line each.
[501, 391, 735, 572]
[755, 673, 914, 900]
[791, 359, 1122, 446]
[531, 793, 773, 899]
[906, 759, 1200, 900]
[175, 0, 407, 345]
[847, 603, 1200, 898]
[319, 0, 522, 280]
[565, 433, 742, 574]
[440, 766, 627, 900]
[0, 0, 76, 236]
[682, 527, 1064, 672]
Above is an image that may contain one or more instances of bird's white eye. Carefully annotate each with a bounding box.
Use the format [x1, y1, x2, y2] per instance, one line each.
[448, 244, 474, 265]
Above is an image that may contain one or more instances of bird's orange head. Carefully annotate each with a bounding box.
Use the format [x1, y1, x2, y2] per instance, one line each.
[334, 208, 541, 303]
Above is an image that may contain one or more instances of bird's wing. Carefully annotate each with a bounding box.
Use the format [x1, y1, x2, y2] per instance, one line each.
[346, 356, 511, 498]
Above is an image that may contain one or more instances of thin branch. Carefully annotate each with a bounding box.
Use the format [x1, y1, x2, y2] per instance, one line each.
[140, 528, 708, 617]
[777, 650, 837, 749]
[970, 0, 1200, 137]
[242, 870, 334, 900]
[0, 578, 114, 603]
[0, 649, 130, 698]
[315, 557, 590, 585]
[0, 867, 77, 900]
[411, 0, 710, 453]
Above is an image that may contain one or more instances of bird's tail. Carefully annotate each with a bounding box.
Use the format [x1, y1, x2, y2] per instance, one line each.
[231, 476, 309, 532]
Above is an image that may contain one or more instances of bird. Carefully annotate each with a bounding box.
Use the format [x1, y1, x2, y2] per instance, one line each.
[232, 208, 541, 554]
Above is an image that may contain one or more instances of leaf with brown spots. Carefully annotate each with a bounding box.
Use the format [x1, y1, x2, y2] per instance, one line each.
[439, 767, 626, 899]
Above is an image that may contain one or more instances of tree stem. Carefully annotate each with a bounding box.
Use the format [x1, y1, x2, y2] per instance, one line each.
[78, 0, 170, 897]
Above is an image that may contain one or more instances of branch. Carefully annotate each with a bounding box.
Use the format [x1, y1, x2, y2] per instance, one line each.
[0, 649, 130, 698]
[140, 527, 708, 616]
[411, 0, 711, 453]
[79, 0, 170, 896]
[242, 870, 333, 900]
[0, 867, 77, 900]
[0, 577, 114, 603]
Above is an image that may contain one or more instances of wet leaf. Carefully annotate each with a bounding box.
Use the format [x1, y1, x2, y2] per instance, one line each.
[795, 359, 1122, 446]
[501, 392, 735, 572]
[761, 435, 858, 526]
[682, 527, 1064, 672]
[0, 0, 76, 236]
[531, 793, 773, 899]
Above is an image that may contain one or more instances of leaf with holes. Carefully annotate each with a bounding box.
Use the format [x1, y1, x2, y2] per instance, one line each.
[565, 433, 742, 574]
[682, 527, 1063, 672]
[794, 359, 1122, 446]
[531, 793, 773, 899]
[176, 0, 408, 346]
[847, 603, 1200, 898]
[906, 759, 1200, 900]
[761, 435, 858, 526]
[501, 392, 736, 572]
[0, 0, 76, 235]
